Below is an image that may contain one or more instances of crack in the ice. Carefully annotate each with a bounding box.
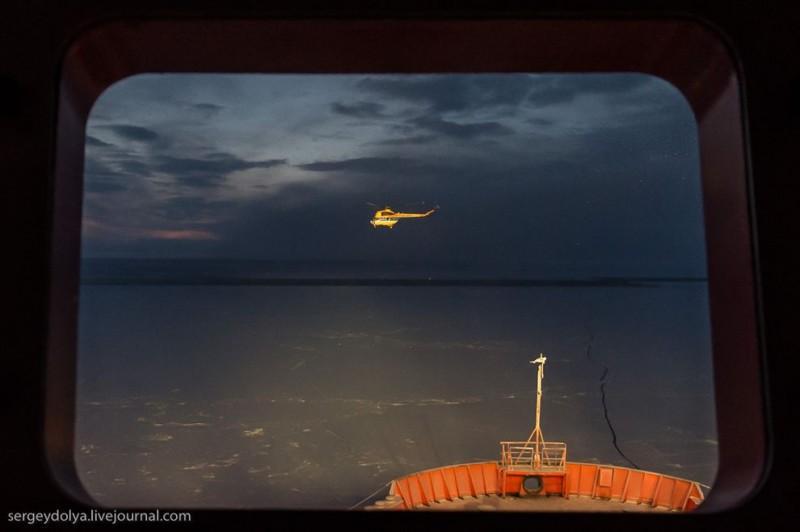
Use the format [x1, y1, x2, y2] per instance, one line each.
[586, 335, 640, 470]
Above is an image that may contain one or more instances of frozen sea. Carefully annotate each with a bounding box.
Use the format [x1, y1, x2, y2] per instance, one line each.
[75, 260, 717, 508]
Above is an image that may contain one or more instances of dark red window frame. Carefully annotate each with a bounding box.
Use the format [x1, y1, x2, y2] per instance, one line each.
[45, 18, 766, 513]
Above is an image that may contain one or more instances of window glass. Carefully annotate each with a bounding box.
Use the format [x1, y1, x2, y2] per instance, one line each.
[77, 74, 716, 509]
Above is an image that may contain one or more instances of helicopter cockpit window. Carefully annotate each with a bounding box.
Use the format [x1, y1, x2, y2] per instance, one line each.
[76, 73, 716, 509]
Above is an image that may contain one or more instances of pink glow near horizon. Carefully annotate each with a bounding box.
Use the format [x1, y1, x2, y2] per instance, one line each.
[83, 219, 218, 241]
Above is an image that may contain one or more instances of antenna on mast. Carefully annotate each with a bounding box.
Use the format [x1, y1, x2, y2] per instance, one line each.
[517, 354, 548, 468]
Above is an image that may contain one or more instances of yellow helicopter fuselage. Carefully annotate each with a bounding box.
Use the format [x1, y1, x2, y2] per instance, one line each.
[370, 207, 436, 229]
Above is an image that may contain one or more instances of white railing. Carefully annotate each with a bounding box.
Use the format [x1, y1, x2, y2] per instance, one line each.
[500, 441, 567, 472]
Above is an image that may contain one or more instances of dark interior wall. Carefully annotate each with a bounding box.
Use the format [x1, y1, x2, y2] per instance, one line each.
[1, 1, 797, 529]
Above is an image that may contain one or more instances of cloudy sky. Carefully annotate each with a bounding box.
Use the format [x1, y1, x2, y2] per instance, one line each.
[82, 73, 705, 277]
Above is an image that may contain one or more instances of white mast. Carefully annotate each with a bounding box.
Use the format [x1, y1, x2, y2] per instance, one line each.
[520, 354, 547, 468]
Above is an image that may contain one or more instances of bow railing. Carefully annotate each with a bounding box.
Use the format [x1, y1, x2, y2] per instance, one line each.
[500, 441, 567, 472]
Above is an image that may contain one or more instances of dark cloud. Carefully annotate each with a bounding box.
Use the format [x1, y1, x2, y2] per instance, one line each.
[159, 196, 234, 221]
[115, 159, 152, 176]
[586, 75, 653, 94]
[100, 124, 160, 142]
[86, 153, 154, 182]
[173, 175, 225, 188]
[86, 135, 114, 148]
[297, 157, 423, 174]
[526, 83, 577, 106]
[330, 101, 387, 119]
[84, 157, 117, 177]
[155, 153, 284, 176]
[357, 75, 533, 113]
[153, 153, 286, 188]
[83, 157, 131, 193]
[527, 74, 654, 107]
[85, 149, 287, 193]
[372, 134, 437, 146]
[192, 103, 224, 115]
[409, 116, 514, 139]
[528, 118, 556, 127]
[84, 180, 128, 193]
[357, 73, 653, 118]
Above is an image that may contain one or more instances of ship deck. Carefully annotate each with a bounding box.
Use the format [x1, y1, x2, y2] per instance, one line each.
[406, 493, 672, 512]
[374, 461, 705, 511]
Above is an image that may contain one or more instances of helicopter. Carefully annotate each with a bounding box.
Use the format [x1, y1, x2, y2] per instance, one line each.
[368, 203, 438, 229]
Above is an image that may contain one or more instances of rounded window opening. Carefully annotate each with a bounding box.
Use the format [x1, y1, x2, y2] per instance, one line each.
[523, 476, 543, 494]
[71, 71, 720, 510]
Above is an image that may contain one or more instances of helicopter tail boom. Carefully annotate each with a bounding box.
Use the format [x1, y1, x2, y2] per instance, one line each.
[389, 209, 436, 218]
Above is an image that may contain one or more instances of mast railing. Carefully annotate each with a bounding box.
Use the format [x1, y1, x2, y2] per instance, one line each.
[500, 441, 567, 472]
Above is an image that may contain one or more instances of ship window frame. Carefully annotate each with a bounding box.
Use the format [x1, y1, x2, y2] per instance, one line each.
[45, 17, 767, 514]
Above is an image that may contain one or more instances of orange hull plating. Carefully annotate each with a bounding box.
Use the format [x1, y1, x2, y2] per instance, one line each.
[382, 461, 704, 511]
